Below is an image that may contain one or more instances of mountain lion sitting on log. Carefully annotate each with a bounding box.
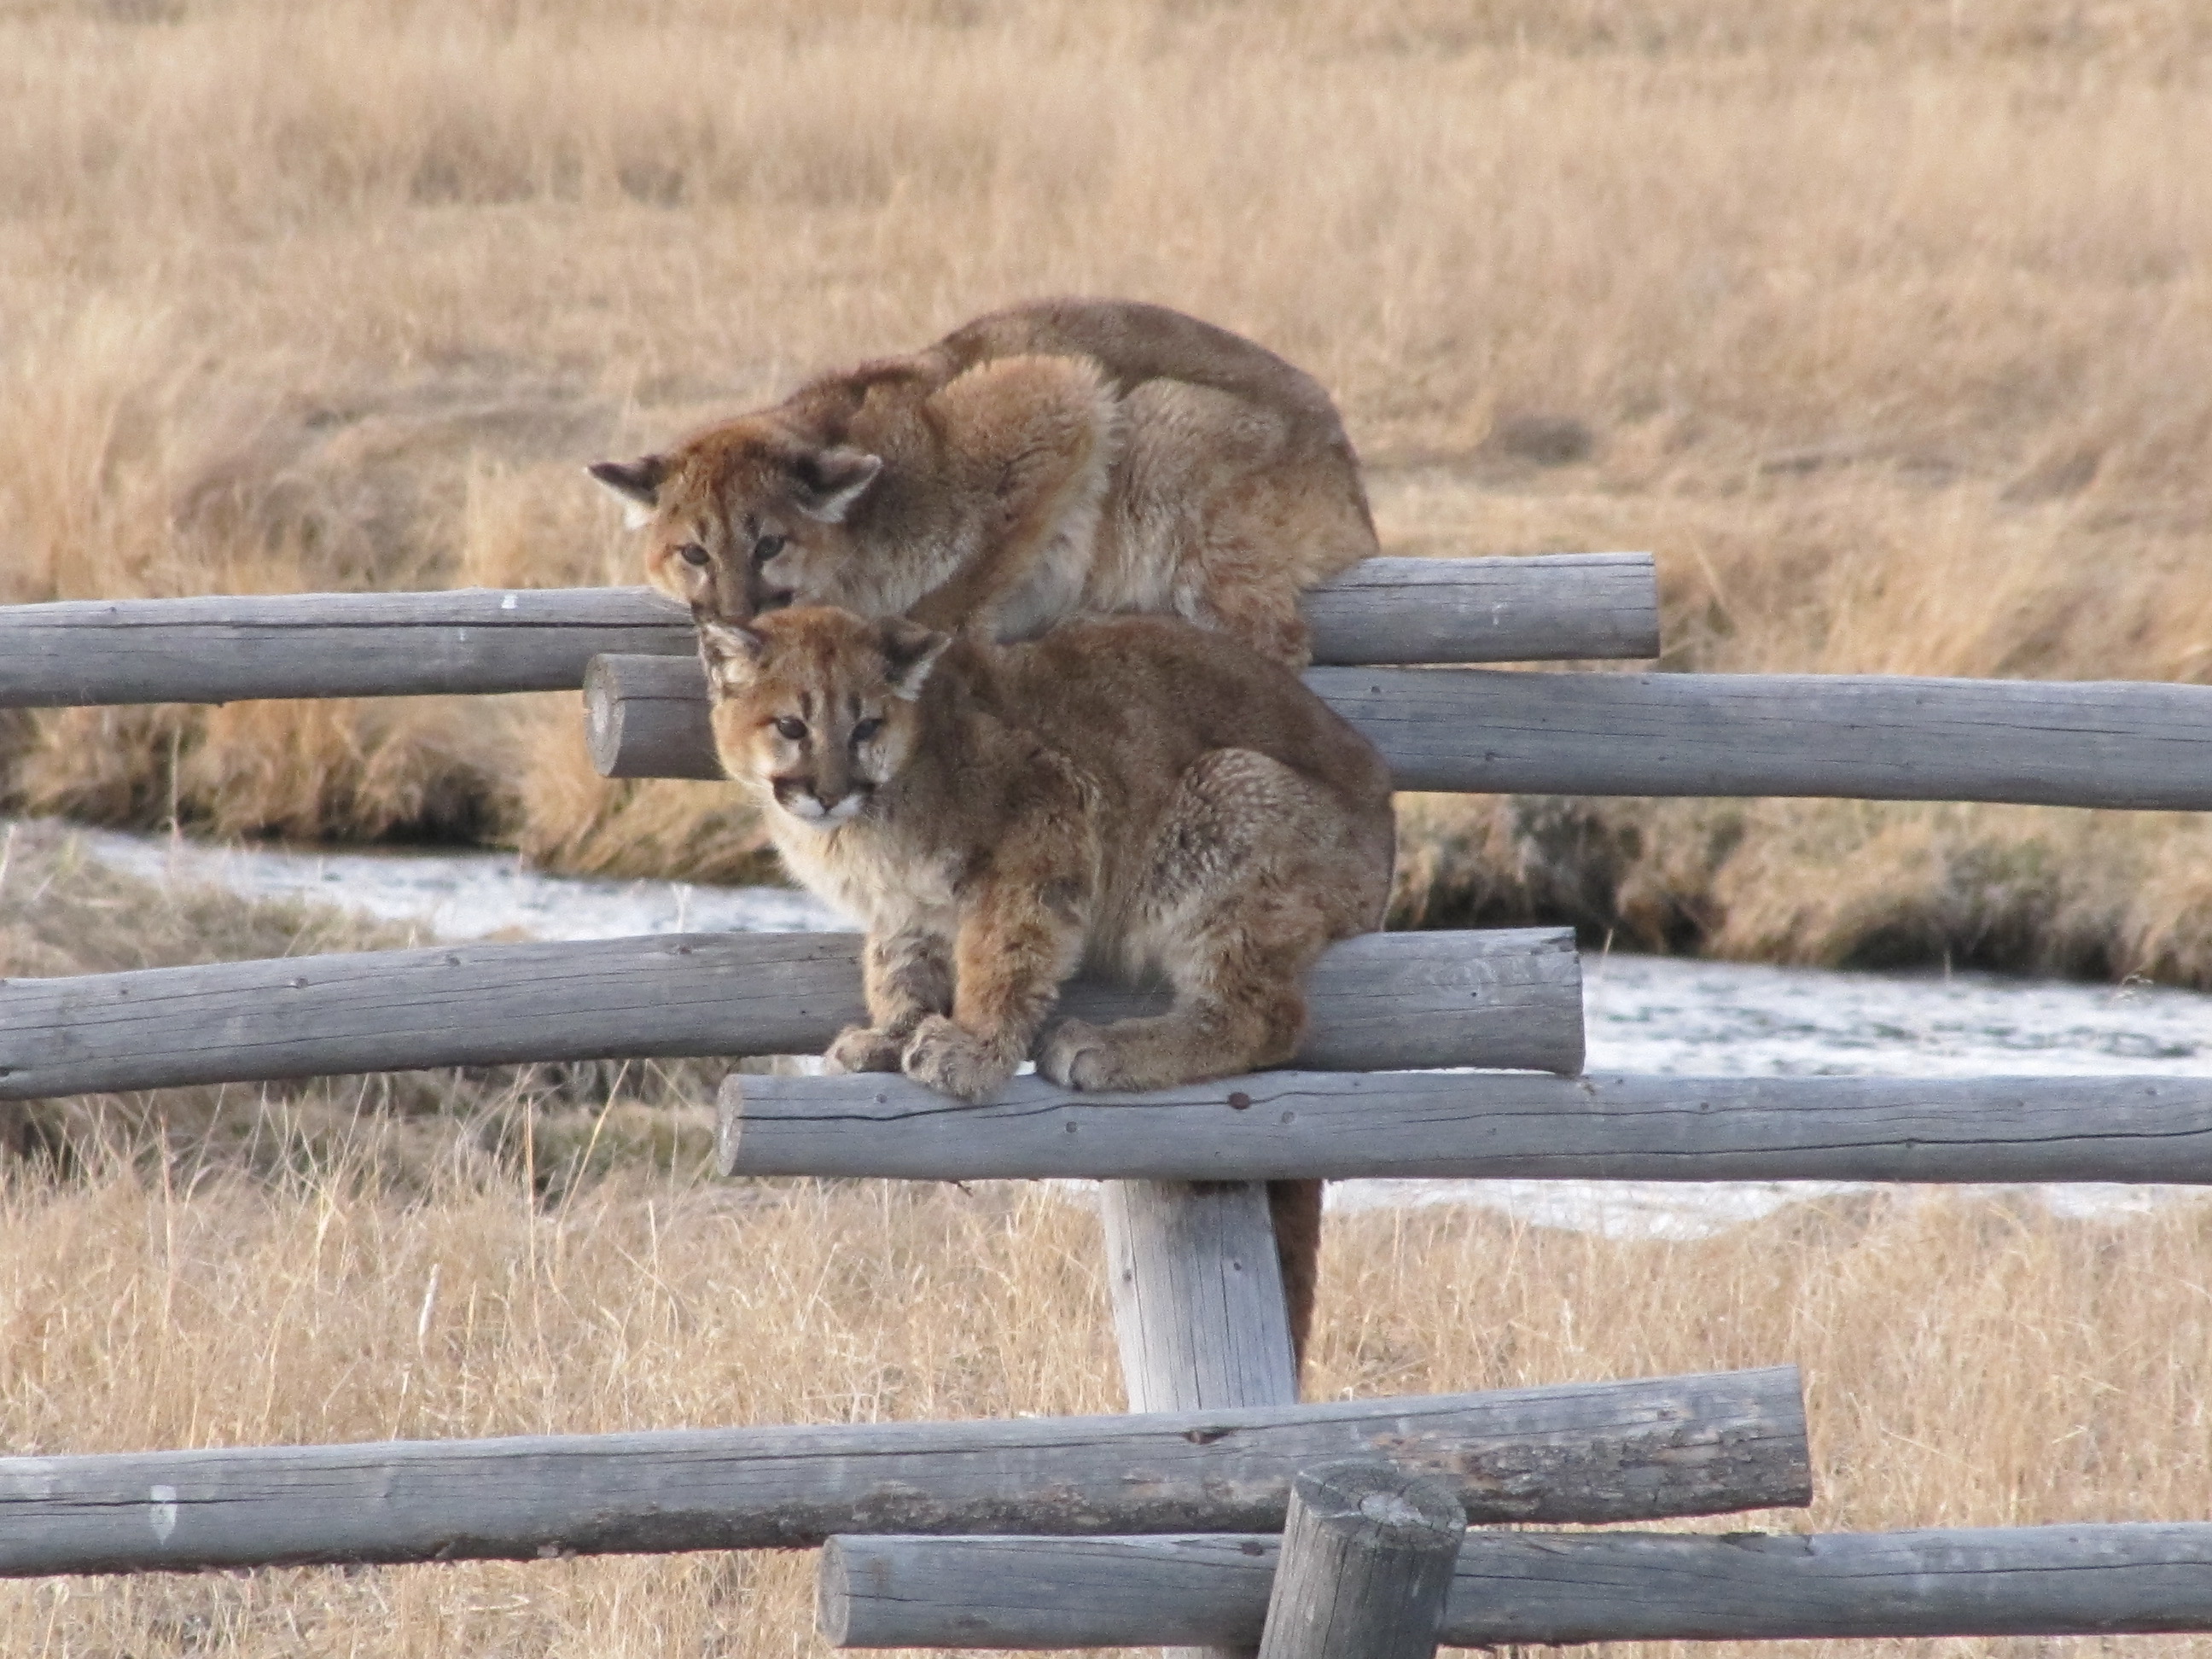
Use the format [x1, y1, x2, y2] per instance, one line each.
[697, 603, 1396, 1362]
[591, 298, 1377, 667]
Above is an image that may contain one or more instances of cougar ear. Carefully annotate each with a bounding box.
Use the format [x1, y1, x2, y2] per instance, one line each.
[589, 456, 670, 528]
[790, 447, 882, 523]
[879, 617, 951, 701]
[695, 609, 769, 686]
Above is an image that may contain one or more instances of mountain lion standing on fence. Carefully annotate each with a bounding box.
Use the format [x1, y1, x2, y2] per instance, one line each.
[697, 604, 1396, 1360]
[591, 298, 1377, 667]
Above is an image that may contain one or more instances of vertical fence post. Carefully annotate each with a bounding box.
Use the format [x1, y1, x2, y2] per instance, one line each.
[1103, 1179, 1300, 1659]
[1256, 1461, 1468, 1659]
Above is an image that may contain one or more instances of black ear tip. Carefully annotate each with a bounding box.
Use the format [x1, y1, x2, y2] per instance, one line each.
[590, 455, 670, 501]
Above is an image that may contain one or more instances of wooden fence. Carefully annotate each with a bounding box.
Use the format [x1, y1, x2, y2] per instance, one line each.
[822, 1523, 2212, 1649]
[0, 1371, 1805, 1575]
[6, 546, 2212, 1652]
[585, 650, 2212, 806]
[0, 928, 1582, 1099]
[0, 554, 1658, 705]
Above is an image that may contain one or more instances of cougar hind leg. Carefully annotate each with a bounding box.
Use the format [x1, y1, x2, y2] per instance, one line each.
[1268, 1176, 1324, 1370]
[1033, 747, 1379, 1378]
[1035, 748, 1350, 1092]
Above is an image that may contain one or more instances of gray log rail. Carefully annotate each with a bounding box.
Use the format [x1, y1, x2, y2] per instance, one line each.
[0, 928, 1581, 1102]
[1103, 1179, 1302, 1659]
[0, 555, 1659, 707]
[718, 1070, 2212, 1185]
[0, 1367, 1807, 1577]
[588, 655, 2212, 809]
[1254, 1464, 1465, 1659]
[820, 1522, 2212, 1648]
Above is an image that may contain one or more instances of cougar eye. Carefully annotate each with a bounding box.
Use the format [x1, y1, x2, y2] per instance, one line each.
[772, 716, 807, 742]
[678, 542, 710, 568]
[851, 716, 883, 744]
[752, 534, 787, 568]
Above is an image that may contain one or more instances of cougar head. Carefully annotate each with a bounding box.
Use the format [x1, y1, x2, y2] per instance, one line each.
[694, 606, 949, 830]
[592, 419, 885, 626]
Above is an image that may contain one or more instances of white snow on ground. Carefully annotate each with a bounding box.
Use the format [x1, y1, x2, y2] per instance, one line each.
[38, 820, 2212, 1238]
[1342, 950, 2212, 1238]
[61, 822, 845, 940]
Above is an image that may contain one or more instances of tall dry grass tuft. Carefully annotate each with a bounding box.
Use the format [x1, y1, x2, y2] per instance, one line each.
[5, 0, 2212, 981]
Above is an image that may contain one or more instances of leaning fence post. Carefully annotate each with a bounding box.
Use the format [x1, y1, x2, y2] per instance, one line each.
[1102, 1179, 1299, 1414]
[1103, 1179, 1299, 1659]
[1256, 1461, 1468, 1659]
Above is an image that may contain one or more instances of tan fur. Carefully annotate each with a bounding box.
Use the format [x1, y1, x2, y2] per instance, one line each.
[594, 298, 1378, 667]
[697, 605, 1396, 1359]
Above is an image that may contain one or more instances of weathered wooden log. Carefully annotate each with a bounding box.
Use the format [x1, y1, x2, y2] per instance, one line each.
[0, 1367, 1807, 1576]
[588, 652, 725, 777]
[0, 588, 696, 706]
[821, 1522, 2212, 1648]
[0, 556, 1659, 708]
[0, 928, 1581, 1103]
[1321, 667, 2212, 807]
[591, 658, 2212, 810]
[1254, 1464, 1465, 1659]
[1104, 1180, 1300, 1659]
[1292, 553, 1658, 665]
[718, 1070, 2212, 1184]
[1103, 1183, 1298, 1413]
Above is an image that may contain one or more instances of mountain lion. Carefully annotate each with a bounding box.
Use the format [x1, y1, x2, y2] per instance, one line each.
[696, 603, 1396, 1360]
[592, 298, 1377, 667]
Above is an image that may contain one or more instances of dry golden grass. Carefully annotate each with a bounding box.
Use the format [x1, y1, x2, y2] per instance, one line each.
[10, 1132, 2212, 1658]
[9, 9, 2212, 1644]
[0, 824, 720, 1181]
[3, 0, 2212, 978]
[4, 831, 2212, 1656]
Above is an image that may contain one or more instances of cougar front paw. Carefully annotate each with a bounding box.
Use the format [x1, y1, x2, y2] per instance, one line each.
[900, 1015, 1017, 1103]
[1036, 1018, 1126, 1091]
[824, 1024, 907, 1074]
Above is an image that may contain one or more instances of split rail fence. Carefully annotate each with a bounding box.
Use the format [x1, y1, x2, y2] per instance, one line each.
[4, 549, 2212, 1652]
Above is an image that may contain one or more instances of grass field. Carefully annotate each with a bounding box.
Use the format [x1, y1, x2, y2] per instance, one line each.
[8, 804, 2212, 1657]
[6, 0, 2212, 980]
[9, 3, 2212, 1654]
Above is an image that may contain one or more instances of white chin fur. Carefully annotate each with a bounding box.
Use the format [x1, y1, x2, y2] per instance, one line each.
[779, 795, 865, 830]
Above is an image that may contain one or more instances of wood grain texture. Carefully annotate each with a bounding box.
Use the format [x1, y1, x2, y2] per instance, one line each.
[0, 555, 1657, 708]
[1255, 1463, 1465, 1659]
[821, 1523, 2212, 1649]
[1102, 1181, 1298, 1659]
[0, 1367, 1807, 1577]
[0, 588, 696, 705]
[1103, 1183, 1299, 1416]
[1318, 667, 2212, 807]
[1295, 553, 1657, 665]
[719, 1070, 2212, 1184]
[0, 927, 1579, 1103]
[587, 651, 725, 778]
[591, 657, 2212, 809]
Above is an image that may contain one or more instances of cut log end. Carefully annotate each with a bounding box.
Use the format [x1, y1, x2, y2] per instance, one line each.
[1258, 1461, 1467, 1659]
